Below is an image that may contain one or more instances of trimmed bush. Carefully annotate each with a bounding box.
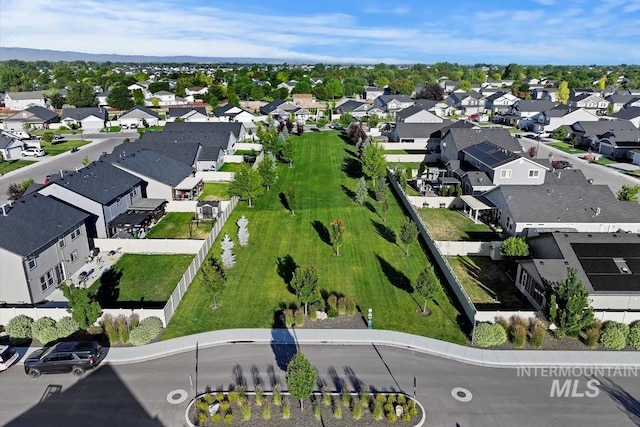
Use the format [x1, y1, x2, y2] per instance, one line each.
[211, 412, 221, 423]
[628, 322, 640, 350]
[223, 413, 233, 424]
[386, 411, 398, 423]
[128, 316, 163, 346]
[31, 317, 58, 344]
[473, 322, 507, 348]
[600, 322, 629, 350]
[56, 316, 79, 338]
[6, 314, 33, 342]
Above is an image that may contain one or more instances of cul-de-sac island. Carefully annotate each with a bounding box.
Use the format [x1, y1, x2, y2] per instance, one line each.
[0, 2, 639, 426]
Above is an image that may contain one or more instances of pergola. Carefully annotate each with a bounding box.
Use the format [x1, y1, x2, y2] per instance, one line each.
[459, 195, 494, 224]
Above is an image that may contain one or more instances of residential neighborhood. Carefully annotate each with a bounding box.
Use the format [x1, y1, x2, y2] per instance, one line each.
[0, 1, 639, 425]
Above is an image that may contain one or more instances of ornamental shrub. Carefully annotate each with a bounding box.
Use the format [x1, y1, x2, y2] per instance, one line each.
[473, 322, 507, 348]
[628, 322, 640, 350]
[333, 402, 342, 419]
[31, 317, 58, 344]
[599, 321, 629, 350]
[6, 314, 33, 342]
[352, 400, 363, 419]
[223, 413, 233, 424]
[128, 316, 163, 346]
[56, 316, 79, 338]
[511, 323, 528, 348]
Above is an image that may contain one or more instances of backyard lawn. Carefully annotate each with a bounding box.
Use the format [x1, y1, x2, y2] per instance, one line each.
[0, 159, 35, 175]
[198, 183, 231, 201]
[218, 162, 245, 172]
[89, 254, 193, 307]
[146, 212, 213, 239]
[447, 256, 532, 310]
[418, 209, 499, 241]
[547, 141, 587, 154]
[42, 140, 91, 156]
[162, 132, 468, 344]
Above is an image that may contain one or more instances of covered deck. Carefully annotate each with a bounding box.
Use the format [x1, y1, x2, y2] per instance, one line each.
[459, 195, 495, 224]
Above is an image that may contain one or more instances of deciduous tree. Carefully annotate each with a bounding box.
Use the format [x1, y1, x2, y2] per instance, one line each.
[418, 83, 444, 101]
[107, 85, 134, 110]
[61, 284, 101, 329]
[329, 218, 345, 256]
[66, 82, 96, 107]
[557, 81, 569, 105]
[287, 185, 297, 215]
[200, 256, 226, 309]
[617, 185, 640, 201]
[286, 352, 317, 410]
[500, 237, 530, 258]
[415, 264, 442, 314]
[228, 164, 264, 207]
[291, 265, 320, 316]
[257, 153, 278, 191]
[361, 142, 386, 186]
[399, 219, 418, 256]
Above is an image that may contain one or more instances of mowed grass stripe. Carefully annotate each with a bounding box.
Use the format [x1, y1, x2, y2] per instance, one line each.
[162, 131, 466, 343]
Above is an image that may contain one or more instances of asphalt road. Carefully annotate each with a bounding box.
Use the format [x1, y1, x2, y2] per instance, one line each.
[519, 136, 640, 194]
[0, 133, 131, 204]
[0, 344, 638, 426]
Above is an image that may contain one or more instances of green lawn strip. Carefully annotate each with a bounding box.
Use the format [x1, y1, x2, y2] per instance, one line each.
[101, 126, 122, 132]
[0, 160, 36, 175]
[162, 132, 466, 343]
[218, 163, 245, 172]
[234, 149, 261, 155]
[594, 157, 617, 165]
[42, 140, 91, 156]
[447, 256, 531, 310]
[89, 254, 193, 304]
[30, 128, 78, 136]
[137, 126, 164, 134]
[622, 169, 640, 179]
[198, 183, 231, 201]
[418, 209, 498, 241]
[547, 142, 587, 154]
[146, 212, 213, 239]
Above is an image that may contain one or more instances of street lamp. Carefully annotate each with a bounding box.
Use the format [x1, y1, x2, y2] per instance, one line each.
[367, 308, 373, 329]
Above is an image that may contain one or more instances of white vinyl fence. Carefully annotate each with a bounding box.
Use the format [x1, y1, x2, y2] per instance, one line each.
[93, 238, 203, 254]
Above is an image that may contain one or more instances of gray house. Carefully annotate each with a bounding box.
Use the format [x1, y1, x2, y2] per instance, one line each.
[2, 106, 59, 131]
[60, 107, 108, 130]
[445, 92, 485, 116]
[482, 169, 640, 236]
[516, 232, 640, 312]
[0, 194, 90, 304]
[373, 95, 414, 115]
[38, 161, 145, 238]
[0, 132, 25, 161]
[440, 127, 522, 163]
[395, 105, 444, 123]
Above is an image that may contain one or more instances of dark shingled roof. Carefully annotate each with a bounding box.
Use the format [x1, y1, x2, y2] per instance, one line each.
[444, 127, 522, 153]
[47, 161, 143, 205]
[0, 193, 89, 256]
[394, 121, 452, 138]
[611, 107, 640, 120]
[167, 107, 207, 118]
[111, 139, 200, 166]
[395, 104, 439, 121]
[109, 149, 194, 186]
[336, 100, 366, 113]
[120, 105, 160, 119]
[259, 99, 286, 115]
[143, 122, 243, 161]
[61, 107, 108, 121]
[462, 141, 519, 167]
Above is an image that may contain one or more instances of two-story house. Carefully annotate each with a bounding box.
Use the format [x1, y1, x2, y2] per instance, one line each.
[395, 105, 444, 124]
[4, 91, 47, 110]
[484, 91, 519, 115]
[440, 127, 523, 164]
[38, 161, 145, 238]
[528, 106, 598, 134]
[146, 90, 187, 107]
[569, 93, 610, 115]
[373, 95, 414, 116]
[2, 106, 59, 131]
[336, 100, 383, 119]
[364, 86, 389, 101]
[445, 92, 485, 116]
[0, 194, 91, 304]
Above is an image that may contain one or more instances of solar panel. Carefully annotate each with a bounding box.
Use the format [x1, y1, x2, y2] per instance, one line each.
[588, 275, 640, 292]
[626, 259, 640, 274]
[581, 258, 619, 274]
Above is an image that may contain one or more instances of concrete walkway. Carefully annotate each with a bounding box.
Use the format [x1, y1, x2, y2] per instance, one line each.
[16, 328, 640, 368]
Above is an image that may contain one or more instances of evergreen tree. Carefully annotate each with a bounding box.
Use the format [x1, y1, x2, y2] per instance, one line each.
[236, 215, 250, 247]
[220, 234, 236, 268]
[355, 176, 368, 205]
[286, 352, 317, 411]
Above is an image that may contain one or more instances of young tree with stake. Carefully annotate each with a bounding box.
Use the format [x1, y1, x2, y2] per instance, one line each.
[399, 219, 418, 256]
[329, 218, 345, 256]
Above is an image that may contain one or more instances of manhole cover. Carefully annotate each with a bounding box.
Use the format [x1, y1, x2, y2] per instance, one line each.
[451, 387, 473, 402]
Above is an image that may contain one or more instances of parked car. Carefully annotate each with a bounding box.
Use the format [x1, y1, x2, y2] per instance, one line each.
[21, 147, 45, 157]
[552, 160, 574, 169]
[0, 346, 19, 372]
[24, 341, 103, 378]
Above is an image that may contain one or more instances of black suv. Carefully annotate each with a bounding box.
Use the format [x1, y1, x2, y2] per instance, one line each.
[24, 341, 103, 378]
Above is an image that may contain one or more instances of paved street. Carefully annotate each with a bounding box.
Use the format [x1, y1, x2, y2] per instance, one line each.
[0, 134, 130, 204]
[0, 343, 638, 426]
[519, 136, 640, 194]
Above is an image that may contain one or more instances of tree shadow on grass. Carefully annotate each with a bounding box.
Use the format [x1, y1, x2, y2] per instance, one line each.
[344, 147, 357, 158]
[341, 184, 356, 202]
[376, 255, 413, 294]
[276, 255, 298, 286]
[370, 219, 397, 245]
[93, 268, 122, 307]
[364, 201, 377, 214]
[342, 157, 362, 179]
[278, 192, 290, 211]
[312, 220, 331, 246]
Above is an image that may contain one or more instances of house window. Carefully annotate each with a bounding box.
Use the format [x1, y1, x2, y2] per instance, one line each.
[28, 257, 37, 270]
[59, 237, 65, 248]
[506, 216, 514, 230]
[40, 270, 54, 291]
[70, 250, 78, 262]
[70, 225, 82, 240]
[519, 270, 529, 286]
[130, 188, 137, 203]
[116, 198, 122, 206]
[500, 169, 512, 179]
[528, 169, 540, 178]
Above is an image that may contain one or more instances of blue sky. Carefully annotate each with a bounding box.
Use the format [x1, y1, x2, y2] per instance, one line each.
[1, 0, 639, 64]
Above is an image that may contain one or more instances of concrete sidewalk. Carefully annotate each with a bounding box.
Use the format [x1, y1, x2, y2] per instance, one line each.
[17, 328, 640, 368]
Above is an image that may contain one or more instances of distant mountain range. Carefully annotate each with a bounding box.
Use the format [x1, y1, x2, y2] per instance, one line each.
[0, 47, 295, 64]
